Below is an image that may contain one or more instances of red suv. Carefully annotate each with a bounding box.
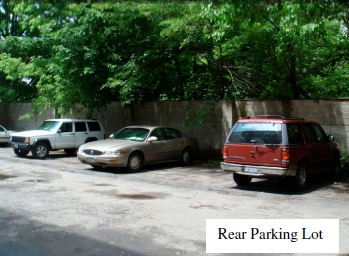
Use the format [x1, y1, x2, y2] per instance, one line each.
[221, 115, 341, 190]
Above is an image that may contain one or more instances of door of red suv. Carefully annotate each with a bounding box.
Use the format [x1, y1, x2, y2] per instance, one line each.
[303, 123, 331, 172]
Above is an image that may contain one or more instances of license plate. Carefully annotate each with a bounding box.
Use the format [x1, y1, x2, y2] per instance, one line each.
[87, 157, 95, 163]
[245, 166, 259, 174]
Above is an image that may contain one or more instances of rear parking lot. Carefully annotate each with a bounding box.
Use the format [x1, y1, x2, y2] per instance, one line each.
[0, 145, 349, 255]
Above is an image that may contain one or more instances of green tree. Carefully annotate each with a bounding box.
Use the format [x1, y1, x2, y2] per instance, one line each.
[1, 0, 349, 117]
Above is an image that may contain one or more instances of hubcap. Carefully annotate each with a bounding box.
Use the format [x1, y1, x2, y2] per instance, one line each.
[299, 168, 306, 185]
[183, 152, 190, 163]
[36, 146, 47, 157]
[130, 156, 140, 169]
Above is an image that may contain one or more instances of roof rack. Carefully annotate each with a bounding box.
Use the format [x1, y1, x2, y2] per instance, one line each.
[246, 115, 305, 120]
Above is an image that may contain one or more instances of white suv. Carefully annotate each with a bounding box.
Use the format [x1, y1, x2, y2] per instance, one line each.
[9, 119, 105, 159]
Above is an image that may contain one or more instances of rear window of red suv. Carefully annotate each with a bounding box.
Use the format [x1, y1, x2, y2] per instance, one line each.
[227, 122, 281, 144]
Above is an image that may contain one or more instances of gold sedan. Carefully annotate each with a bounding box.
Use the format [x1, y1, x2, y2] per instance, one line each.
[77, 126, 199, 171]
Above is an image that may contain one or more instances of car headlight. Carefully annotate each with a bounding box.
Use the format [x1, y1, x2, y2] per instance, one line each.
[105, 150, 125, 155]
[24, 137, 30, 144]
[78, 147, 83, 153]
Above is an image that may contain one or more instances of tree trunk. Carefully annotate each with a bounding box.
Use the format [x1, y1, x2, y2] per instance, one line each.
[218, 45, 224, 99]
[174, 53, 184, 100]
[286, 46, 310, 99]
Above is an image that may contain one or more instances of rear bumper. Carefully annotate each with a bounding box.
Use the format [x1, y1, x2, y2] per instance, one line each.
[220, 162, 297, 177]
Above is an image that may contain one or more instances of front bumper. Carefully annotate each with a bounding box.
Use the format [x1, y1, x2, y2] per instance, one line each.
[220, 162, 297, 177]
[9, 142, 33, 151]
[77, 153, 128, 167]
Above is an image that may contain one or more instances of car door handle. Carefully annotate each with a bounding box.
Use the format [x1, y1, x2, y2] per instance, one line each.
[70, 133, 74, 135]
[84, 133, 88, 134]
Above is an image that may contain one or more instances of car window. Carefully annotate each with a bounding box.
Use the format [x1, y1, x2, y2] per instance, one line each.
[164, 128, 182, 140]
[313, 123, 327, 142]
[286, 123, 304, 145]
[150, 128, 165, 141]
[75, 122, 87, 132]
[87, 121, 101, 131]
[37, 121, 60, 131]
[111, 128, 150, 141]
[228, 122, 281, 144]
[0, 126, 4, 132]
[60, 122, 73, 132]
[303, 123, 319, 143]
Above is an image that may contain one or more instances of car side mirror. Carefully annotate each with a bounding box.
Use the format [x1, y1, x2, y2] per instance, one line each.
[147, 136, 158, 142]
[57, 129, 62, 133]
[328, 135, 335, 141]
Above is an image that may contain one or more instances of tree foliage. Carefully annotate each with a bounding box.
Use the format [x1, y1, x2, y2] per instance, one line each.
[1, 0, 349, 117]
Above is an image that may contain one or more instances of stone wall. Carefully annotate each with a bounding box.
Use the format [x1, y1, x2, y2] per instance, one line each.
[1, 99, 349, 156]
[1, 103, 55, 132]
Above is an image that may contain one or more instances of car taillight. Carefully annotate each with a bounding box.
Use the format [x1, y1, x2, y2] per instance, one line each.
[282, 148, 290, 163]
[222, 145, 228, 159]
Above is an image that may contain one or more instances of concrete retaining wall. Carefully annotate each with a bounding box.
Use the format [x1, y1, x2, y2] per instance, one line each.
[1, 99, 349, 156]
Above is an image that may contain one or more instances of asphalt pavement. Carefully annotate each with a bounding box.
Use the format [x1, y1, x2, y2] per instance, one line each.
[0, 145, 348, 256]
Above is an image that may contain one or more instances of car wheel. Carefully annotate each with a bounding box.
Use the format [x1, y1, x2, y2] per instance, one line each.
[14, 149, 29, 157]
[330, 155, 341, 180]
[180, 148, 192, 165]
[233, 173, 252, 186]
[292, 161, 308, 191]
[64, 148, 77, 155]
[31, 142, 49, 159]
[127, 152, 143, 172]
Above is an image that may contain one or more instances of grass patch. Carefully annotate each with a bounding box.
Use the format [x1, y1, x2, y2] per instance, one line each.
[193, 158, 222, 167]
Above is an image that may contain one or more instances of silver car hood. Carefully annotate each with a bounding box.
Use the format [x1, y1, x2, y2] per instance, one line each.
[81, 139, 142, 150]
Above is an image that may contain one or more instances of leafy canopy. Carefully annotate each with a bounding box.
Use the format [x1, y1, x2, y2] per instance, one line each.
[1, 0, 349, 117]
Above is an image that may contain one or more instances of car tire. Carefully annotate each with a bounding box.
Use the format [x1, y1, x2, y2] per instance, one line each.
[14, 149, 29, 157]
[330, 155, 341, 180]
[233, 173, 252, 186]
[180, 148, 192, 165]
[127, 152, 143, 172]
[91, 165, 101, 170]
[31, 142, 49, 159]
[292, 161, 308, 191]
[64, 148, 77, 155]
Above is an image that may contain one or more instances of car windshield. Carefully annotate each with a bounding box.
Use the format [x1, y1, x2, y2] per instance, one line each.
[36, 121, 60, 131]
[228, 122, 281, 144]
[111, 128, 150, 141]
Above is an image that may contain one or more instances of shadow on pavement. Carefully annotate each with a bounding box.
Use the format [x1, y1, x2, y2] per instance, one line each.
[230, 171, 349, 195]
[0, 208, 184, 256]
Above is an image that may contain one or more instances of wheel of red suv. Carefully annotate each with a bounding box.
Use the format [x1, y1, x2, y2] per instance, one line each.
[330, 155, 341, 180]
[233, 173, 252, 186]
[127, 152, 143, 172]
[31, 142, 49, 159]
[292, 161, 308, 191]
[180, 148, 192, 165]
[14, 149, 29, 157]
